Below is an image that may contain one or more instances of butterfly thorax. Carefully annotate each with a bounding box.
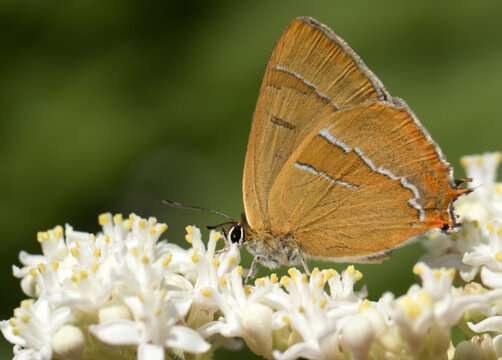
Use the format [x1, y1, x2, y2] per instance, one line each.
[244, 227, 302, 269]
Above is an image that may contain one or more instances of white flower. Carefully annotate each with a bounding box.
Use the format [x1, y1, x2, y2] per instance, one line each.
[198, 267, 278, 358]
[270, 267, 365, 360]
[0, 298, 72, 360]
[422, 152, 502, 288]
[90, 286, 210, 360]
[379, 262, 502, 356]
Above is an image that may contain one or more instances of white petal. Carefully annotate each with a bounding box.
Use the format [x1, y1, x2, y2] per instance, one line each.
[469, 316, 502, 333]
[90, 320, 140, 345]
[138, 343, 165, 360]
[480, 267, 502, 288]
[164, 326, 210, 354]
[273, 342, 319, 360]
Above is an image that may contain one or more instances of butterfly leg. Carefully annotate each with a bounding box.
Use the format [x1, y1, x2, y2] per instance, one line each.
[245, 255, 262, 284]
[296, 249, 310, 276]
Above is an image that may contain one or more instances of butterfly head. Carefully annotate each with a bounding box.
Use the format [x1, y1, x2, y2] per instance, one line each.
[226, 222, 246, 245]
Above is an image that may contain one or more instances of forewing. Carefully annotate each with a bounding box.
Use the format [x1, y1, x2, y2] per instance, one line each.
[267, 101, 467, 260]
[243, 17, 390, 231]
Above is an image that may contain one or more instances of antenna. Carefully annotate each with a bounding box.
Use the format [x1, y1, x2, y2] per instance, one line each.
[162, 199, 234, 221]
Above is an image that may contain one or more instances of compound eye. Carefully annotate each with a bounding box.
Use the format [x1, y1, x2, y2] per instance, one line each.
[228, 224, 244, 244]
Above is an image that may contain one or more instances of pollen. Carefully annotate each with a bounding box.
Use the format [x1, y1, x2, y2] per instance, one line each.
[413, 265, 423, 275]
[355, 271, 363, 281]
[149, 227, 156, 235]
[282, 316, 291, 324]
[270, 273, 278, 284]
[186, 226, 194, 235]
[434, 270, 441, 279]
[154, 308, 161, 316]
[37, 231, 48, 242]
[244, 286, 252, 295]
[12, 328, 20, 336]
[138, 219, 146, 229]
[37, 263, 46, 272]
[91, 262, 99, 272]
[347, 265, 356, 276]
[159, 223, 168, 233]
[495, 184, 502, 194]
[287, 268, 296, 277]
[212, 232, 221, 241]
[219, 277, 227, 287]
[324, 269, 337, 280]
[138, 293, 144, 302]
[201, 289, 212, 297]
[70, 248, 79, 257]
[317, 278, 324, 287]
[281, 276, 290, 286]
[53, 225, 63, 238]
[487, 223, 494, 232]
[71, 274, 81, 283]
[298, 306, 306, 313]
[80, 270, 88, 279]
[29, 268, 38, 277]
[162, 253, 173, 267]
[125, 219, 132, 230]
[358, 299, 371, 312]
[227, 257, 234, 266]
[185, 234, 192, 244]
[129, 213, 135, 222]
[94, 248, 102, 258]
[495, 252, 502, 262]
[52, 261, 59, 271]
[462, 229, 469, 238]
[191, 254, 200, 263]
[113, 213, 123, 224]
[256, 278, 266, 287]
[236, 265, 242, 275]
[427, 232, 438, 240]
[21, 300, 31, 309]
[498, 228, 502, 236]
[132, 247, 138, 257]
[449, 268, 456, 278]
[497, 153, 502, 163]
[302, 274, 309, 283]
[311, 267, 319, 277]
[105, 234, 110, 243]
[21, 314, 30, 323]
[98, 213, 110, 225]
[311, 296, 316, 304]
[320, 298, 327, 309]
[212, 259, 220, 267]
[460, 157, 469, 168]
[141, 256, 149, 264]
[476, 157, 483, 165]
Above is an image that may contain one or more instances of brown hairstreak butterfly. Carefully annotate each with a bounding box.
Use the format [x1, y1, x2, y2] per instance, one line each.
[167, 17, 469, 278]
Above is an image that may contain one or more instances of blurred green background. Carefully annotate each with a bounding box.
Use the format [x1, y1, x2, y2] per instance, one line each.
[1, 0, 501, 358]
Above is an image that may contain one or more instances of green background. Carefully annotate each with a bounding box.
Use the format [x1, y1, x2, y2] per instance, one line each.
[1, 0, 501, 358]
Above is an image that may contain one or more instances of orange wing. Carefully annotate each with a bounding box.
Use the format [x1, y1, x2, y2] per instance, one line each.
[243, 17, 390, 231]
[267, 101, 467, 261]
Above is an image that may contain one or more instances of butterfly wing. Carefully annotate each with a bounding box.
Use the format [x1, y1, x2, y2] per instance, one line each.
[267, 101, 467, 261]
[243, 17, 390, 231]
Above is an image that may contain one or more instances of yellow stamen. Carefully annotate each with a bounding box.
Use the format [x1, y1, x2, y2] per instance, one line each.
[212, 259, 220, 267]
[154, 308, 161, 316]
[311, 267, 319, 277]
[270, 273, 278, 284]
[281, 276, 290, 286]
[94, 248, 101, 258]
[141, 256, 149, 264]
[236, 265, 242, 275]
[138, 219, 146, 229]
[282, 316, 291, 324]
[413, 265, 423, 275]
[347, 265, 356, 276]
[162, 253, 173, 267]
[496, 252, 502, 261]
[201, 289, 211, 297]
[487, 223, 494, 232]
[212, 232, 221, 241]
[98, 213, 110, 225]
[149, 227, 156, 235]
[70, 248, 79, 257]
[52, 262, 59, 271]
[355, 271, 363, 281]
[91, 263, 99, 273]
[185, 235, 192, 244]
[186, 226, 194, 235]
[434, 270, 441, 279]
[227, 257, 235, 265]
[358, 299, 371, 312]
[105, 234, 110, 243]
[460, 157, 469, 168]
[132, 247, 138, 257]
[37, 263, 46, 272]
[113, 214, 123, 224]
[219, 277, 227, 286]
[191, 254, 199, 263]
[476, 157, 483, 165]
[320, 298, 327, 309]
[159, 223, 168, 233]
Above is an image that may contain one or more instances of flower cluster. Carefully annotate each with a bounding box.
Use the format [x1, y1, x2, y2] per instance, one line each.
[3, 152, 502, 360]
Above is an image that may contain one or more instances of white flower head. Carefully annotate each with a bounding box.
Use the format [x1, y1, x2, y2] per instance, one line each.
[0, 298, 72, 360]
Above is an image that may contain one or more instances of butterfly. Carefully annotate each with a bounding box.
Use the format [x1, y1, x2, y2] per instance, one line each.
[215, 16, 470, 277]
[166, 17, 469, 278]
